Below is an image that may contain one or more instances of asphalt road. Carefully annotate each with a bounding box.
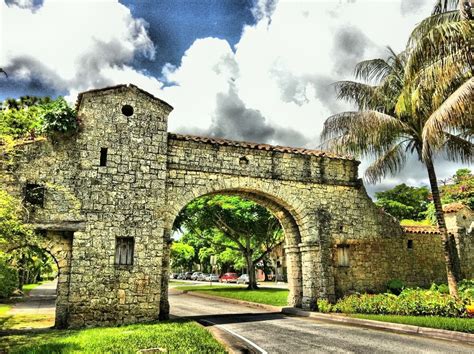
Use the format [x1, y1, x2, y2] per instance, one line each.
[169, 291, 474, 354]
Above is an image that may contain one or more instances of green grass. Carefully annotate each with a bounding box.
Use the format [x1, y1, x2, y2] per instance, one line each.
[0, 304, 11, 316]
[175, 285, 289, 306]
[1, 320, 226, 353]
[350, 314, 474, 333]
[22, 282, 45, 296]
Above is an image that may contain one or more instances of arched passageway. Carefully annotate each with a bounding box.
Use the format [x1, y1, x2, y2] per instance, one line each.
[32, 230, 73, 328]
[162, 186, 309, 316]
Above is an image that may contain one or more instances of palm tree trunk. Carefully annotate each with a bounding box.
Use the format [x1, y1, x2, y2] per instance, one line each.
[459, 0, 471, 20]
[425, 157, 460, 298]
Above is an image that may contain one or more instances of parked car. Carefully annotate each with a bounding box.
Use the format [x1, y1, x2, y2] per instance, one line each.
[184, 272, 193, 280]
[197, 273, 209, 281]
[176, 273, 184, 279]
[170, 273, 179, 279]
[206, 274, 220, 282]
[191, 272, 203, 280]
[236, 274, 249, 284]
[219, 272, 239, 283]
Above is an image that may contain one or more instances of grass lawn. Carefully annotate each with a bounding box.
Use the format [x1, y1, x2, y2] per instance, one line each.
[1, 320, 226, 354]
[175, 285, 289, 306]
[22, 281, 46, 296]
[0, 304, 11, 316]
[350, 314, 474, 333]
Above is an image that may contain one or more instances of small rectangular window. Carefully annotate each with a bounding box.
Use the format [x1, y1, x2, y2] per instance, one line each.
[100, 147, 108, 166]
[115, 237, 134, 266]
[337, 245, 350, 267]
[407, 239, 413, 250]
[24, 183, 45, 207]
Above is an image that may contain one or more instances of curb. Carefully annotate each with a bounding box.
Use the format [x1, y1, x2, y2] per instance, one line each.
[282, 308, 474, 344]
[178, 290, 474, 344]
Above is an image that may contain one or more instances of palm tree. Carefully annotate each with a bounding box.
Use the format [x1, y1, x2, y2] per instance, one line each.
[321, 47, 473, 298]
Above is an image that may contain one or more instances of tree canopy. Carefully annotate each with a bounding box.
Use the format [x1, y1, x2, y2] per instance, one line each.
[173, 195, 283, 289]
[375, 184, 430, 221]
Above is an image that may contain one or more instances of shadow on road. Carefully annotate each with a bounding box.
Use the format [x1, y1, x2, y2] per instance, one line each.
[173, 311, 286, 326]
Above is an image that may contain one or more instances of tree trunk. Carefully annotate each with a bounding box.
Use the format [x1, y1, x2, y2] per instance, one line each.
[459, 0, 472, 20]
[425, 157, 460, 298]
[246, 255, 258, 290]
[262, 259, 269, 281]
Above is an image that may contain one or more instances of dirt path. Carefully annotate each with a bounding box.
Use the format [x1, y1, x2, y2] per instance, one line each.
[7, 280, 57, 316]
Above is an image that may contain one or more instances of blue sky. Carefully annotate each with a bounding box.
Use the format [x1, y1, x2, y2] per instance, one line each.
[0, 0, 468, 193]
[121, 0, 257, 77]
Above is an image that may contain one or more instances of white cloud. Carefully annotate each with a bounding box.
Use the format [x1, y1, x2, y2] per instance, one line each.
[0, 0, 468, 189]
[0, 0, 161, 98]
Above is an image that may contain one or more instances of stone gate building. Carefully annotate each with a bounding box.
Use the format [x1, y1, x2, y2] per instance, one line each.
[2, 84, 473, 328]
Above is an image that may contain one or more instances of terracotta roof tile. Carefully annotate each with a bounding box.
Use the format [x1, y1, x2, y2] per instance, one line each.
[168, 133, 356, 161]
[403, 226, 440, 235]
[442, 202, 469, 214]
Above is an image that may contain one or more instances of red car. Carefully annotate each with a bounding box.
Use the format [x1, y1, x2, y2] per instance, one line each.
[219, 272, 239, 283]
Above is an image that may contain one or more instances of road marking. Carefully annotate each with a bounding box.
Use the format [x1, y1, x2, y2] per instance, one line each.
[200, 319, 268, 354]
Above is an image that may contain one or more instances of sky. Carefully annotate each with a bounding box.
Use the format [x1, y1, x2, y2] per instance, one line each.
[0, 0, 469, 196]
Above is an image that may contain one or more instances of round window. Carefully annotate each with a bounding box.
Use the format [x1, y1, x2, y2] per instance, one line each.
[121, 105, 134, 116]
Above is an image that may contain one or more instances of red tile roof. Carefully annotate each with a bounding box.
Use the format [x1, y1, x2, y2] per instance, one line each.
[403, 226, 440, 235]
[443, 202, 469, 214]
[168, 133, 355, 161]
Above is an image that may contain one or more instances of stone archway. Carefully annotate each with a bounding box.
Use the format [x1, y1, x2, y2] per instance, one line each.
[34, 230, 73, 329]
[160, 182, 310, 317]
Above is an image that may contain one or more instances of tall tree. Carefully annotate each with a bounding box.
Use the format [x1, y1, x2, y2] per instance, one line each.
[174, 195, 283, 289]
[170, 242, 195, 272]
[375, 184, 430, 221]
[321, 45, 472, 297]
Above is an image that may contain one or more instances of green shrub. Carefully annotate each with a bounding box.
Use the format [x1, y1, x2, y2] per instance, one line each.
[387, 279, 405, 295]
[430, 282, 449, 294]
[332, 289, 469, 317]
[0, 256, 18, 298]
[317, 299, 333, 313]
[41, 97, 78, 134]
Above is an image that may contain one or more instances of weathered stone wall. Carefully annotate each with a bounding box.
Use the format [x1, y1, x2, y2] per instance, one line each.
[4, 85, 173, 328]
[445, 210, 474, 279]
[3, 84, 471, 328]
[332, 230, 447, 296]
[164, 134, 407, 307]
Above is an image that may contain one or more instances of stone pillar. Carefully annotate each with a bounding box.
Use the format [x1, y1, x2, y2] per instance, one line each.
[299, 242, 320, 310]
[284, 245, 302, 307]
[299, 241, 336, 310]
[55, 264, 70, 329]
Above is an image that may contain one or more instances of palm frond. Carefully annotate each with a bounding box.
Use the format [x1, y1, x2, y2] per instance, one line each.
[406, 20, 473, 80]
[333, 81, 378, 109]
[422, 77, 474, 158]
[442, 132, 474, 163]
[321, 111, 407, 157]
[432, 0, 464, 15]
[354, 58, 393, 84]
[409, 10, 460, 46]
[364, 142, 407, 184]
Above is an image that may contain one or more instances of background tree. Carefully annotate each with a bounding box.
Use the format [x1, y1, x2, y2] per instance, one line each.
[174, 195, 283, 289]
[0, 96, 77, 142]
[170, 242, 195, 272]
[375, 184, 430, 221]
[321, 43, 472, 297]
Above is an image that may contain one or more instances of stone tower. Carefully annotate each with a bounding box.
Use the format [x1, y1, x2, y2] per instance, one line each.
[68, 84, 173, 327]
